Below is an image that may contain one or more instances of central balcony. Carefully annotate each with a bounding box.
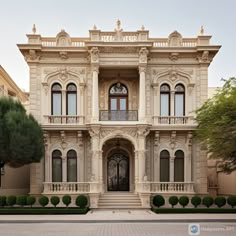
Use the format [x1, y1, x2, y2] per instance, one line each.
[99, 110, 138, 121]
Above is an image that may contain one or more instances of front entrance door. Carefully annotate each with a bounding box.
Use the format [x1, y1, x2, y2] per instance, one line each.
[107, 152, 129, 191]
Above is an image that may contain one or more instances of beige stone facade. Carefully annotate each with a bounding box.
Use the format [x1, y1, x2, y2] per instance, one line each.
[0, 66, 29, 195]
[18, 21, 220, 207]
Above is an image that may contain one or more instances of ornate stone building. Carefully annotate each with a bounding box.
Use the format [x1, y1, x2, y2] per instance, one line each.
[18, 21, 220, 208]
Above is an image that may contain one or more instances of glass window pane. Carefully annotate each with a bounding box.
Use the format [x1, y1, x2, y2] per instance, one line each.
[120, 98, 127, 111]
[160, 150, 170, 182]
[160, 94, 169, 116]
[67, 157, 77, 182]
[52, 158, 62, 182]
[175, 94, 184, 116]
[67, 93, 76, 115]
[52, 93, 62, 115]
[174, 151, 184, 182]
[110, 98, 117, 110]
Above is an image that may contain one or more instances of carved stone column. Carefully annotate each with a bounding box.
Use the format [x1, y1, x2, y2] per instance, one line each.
[170, 157, 175, 182]
[79, 84, 85, 124]
[186, 131, 193, 182]
[170, 90, 175, 117]
[152, 84, 159, 124]
[44, 132, 50, 182]
[77, 131, 84, 181]
[154, 131, 160, 181]
[170, 131, 176, 182]
[62, 90, 66, 116]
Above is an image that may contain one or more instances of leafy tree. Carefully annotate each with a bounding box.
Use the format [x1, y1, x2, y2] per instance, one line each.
[195, 77, 236, 172]
[0, 97, 44, 168]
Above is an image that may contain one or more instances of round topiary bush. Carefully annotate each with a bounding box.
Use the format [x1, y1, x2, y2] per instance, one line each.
[6, 195, 16, 207]
[227, 196, 236, 208]
[27, 196, 36, 207]
[179, 196, 189, 208]
[75, 195, 88, 208]
[168, 196, 178, 208]
[191, 196, 201, 208]
[214, 196, 226, 208]
[202, 196, 214, 208]
[16, 195, 27, 207]
[62, 195, 71, 207]
[153, 195, 165, 208]
[0, 196, 6, 207]
[39, 196, 49, 207]
[50, 196, 60, 207]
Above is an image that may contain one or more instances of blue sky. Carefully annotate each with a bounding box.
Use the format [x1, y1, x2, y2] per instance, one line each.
[0, 0, 235, 91]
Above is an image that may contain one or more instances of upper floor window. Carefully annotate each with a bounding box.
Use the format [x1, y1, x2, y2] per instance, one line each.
[51, 83, 62, 115]
[175, 84, 185, 116]
[160, 150, 170, 182]
[109, 83, 128, 111]
[67, 150, 77, 182]
[160, 84, 170, 116]
[66, 83, 77, 115]
[52, 150, 62, 182]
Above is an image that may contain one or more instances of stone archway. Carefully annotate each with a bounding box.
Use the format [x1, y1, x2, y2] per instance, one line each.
[102, 138, 135, 192]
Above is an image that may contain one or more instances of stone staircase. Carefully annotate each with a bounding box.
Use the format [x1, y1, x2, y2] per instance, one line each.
[98, 192, 142, 209]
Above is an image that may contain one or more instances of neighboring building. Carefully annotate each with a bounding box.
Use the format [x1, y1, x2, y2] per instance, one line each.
[0, 65, 29, 195]
[18, 21, 220, 208]
[207, 87, 236, 196]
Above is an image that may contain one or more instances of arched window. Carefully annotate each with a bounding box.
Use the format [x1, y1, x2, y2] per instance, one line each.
[52, 150, 62, 182]
[174, 150, 184, 182]
[67, 150, 77, 182]
[51, 83, 62, 115]
[160, 150, 170, 182]
[160, 84, 170, 116]
[66, 83, 77, 115]
[109, 82, 128, 111]
[174, 84, 185, 116]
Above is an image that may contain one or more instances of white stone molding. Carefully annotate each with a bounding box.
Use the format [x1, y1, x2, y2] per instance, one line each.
[89, 47, 100, 64]
[56, 30, 71, 46]
[168, 31, 183, 46]
[139, 47, 149, 64]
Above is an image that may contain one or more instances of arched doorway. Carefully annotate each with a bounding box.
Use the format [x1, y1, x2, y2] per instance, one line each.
[107, 151, 129, 191]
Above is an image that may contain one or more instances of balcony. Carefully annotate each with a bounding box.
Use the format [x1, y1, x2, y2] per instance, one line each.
[44, 115, 82, 124]
[99, 110, 138, 121]
[156, 116, 194, 125]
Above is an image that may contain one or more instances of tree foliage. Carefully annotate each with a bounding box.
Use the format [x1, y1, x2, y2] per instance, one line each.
[0, 97, 44, 167]
[195, 77, 236, 172]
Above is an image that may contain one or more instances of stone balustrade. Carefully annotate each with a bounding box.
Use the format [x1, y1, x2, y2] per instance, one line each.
[44, 115, 82, 124]
[155, 116, 194, 125]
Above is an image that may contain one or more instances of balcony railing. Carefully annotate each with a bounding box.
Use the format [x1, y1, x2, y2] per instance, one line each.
[156, 116, 194, 124]
[99, 110, 138, 121]
[44, 115, 81, 124]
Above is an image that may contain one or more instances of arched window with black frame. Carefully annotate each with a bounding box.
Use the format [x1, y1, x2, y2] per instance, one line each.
[160, 150, 170, 182]
[51, 83, 62, 115]
[52, 150, 62, 182]
[174, 150, 184, 182]
[66, 83, 77, 116]
[160, 84, 170, 116]
[174, 84, 185, 116]
[67, 150, 77, 182]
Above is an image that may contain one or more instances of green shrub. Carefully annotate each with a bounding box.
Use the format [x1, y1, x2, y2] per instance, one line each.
[0, 196, 6, 207]
[50, 196, 60, 207]
[6, 195, 16, 207]
[152, 195, 165, 208]
[179, 196, 189, 208]
[39, 196, 49, 207]
[27, 196, 36, 207]
[227, 196, 236, 208]
[168, 196, 178, 208]
[16, 195, 27, 207]
[75, 195, 88, 208]
[62, 195, 71, 207]
[214, 196, 226, 208]
[191, 196, 201, 208]
[202, 196, 214, 208]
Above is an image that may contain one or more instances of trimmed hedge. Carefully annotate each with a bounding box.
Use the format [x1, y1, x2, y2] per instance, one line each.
[152, 208, 236, 214]
[39, 196, 49, 207]
[16, 195, 27, 207]
[202, 196, 214, 208]
[0, 196, 6, 207]
[179, 196, 189, 208]
[191, 196, 201, 208]
[27, 196, 36, 207]
[76, 195, 88, 208]
[169, 196, 178, 208]
[227, 196, 236, 208]
[6, 196, 16, 207]
[152, 195, 165, 208]
[50, 196, 60, 207]
[214, 196, 226, 208]
[62, 195, 71, 207]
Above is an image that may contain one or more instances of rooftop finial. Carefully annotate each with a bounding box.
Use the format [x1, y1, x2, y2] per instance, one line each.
[93, 25, 97, 30]
[32, 24, 36, 34]
[141, 25, 145, 31]
[200, 25, 204, 35]
[116, 19, 121, 30]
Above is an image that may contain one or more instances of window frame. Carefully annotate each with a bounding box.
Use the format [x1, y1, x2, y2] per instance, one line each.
[66, 83, 77, 115]
[51, 83, 62, 115]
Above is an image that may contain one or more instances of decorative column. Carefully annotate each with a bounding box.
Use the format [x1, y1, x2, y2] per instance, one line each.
[43, 132, 50, 182]
[170, 131, 176, 182]
[79, 83, 85, 124]
[154, 131, 160, 181]
[89, 47, 99, 122]
[170, 90, 175, 117]
[138, 47, 148, 122]
[77, 131, 84, 181]
[152, 83, 159, 124]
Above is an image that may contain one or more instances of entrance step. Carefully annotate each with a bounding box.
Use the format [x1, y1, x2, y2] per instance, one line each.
[98, 192, 142, 209]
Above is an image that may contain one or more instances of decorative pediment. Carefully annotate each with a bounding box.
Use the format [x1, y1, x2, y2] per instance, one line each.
[56, 30, 71, 46]
[168, 31, 183, 46]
